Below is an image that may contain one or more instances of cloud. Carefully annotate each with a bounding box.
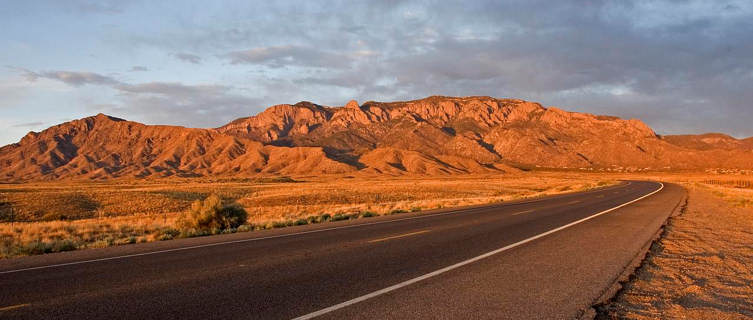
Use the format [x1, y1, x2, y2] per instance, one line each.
[116, 82, 227, 96]
[172, 52, 202, 64]
[108, 82, 260, 127]
[224, 46, 352, 68]
[19, 69, 121, 86]
[7, 0, 753, 138]
[129, 66, 148, 72]
[15, 67, 259, 128]
[11, 121, 45, 128]
[74, 1, 124, 14]
[212, 0, 753, 137]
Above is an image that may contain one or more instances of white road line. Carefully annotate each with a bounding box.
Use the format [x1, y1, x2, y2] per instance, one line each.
[291, 182, 664, 320]
[0, 181, 641, 275]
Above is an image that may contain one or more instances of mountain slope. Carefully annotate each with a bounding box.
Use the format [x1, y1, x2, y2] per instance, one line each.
[218, 96, 753, 170]
[2, 96, 752, 181]
[0, 114, 354, 181]
[662, 133, 753, 151]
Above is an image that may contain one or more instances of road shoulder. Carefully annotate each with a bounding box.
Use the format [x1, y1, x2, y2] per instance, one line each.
[596, 185, 753, 319]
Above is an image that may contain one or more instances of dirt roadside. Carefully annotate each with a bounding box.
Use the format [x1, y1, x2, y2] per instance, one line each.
[596, 186, 753, 319]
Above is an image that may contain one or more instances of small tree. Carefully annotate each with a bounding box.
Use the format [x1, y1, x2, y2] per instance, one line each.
[177, 194, 247, 232]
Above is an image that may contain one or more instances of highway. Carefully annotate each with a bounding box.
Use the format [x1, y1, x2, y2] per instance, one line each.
[0, 181, 686, 319]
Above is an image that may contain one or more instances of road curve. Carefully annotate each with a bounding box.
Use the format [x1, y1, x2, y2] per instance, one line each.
[0, 181, 686, 319]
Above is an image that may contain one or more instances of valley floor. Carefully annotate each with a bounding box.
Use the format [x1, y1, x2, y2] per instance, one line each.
[0, 173, 612, 258]
[599, 183, 753, 319]
[3, 171, 752, 319]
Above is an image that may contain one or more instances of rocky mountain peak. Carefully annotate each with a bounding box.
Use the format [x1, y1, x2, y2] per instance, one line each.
[345, 100, 360, 109]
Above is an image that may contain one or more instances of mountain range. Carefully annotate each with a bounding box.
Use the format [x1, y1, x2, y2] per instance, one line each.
[2, 96, 752, 181]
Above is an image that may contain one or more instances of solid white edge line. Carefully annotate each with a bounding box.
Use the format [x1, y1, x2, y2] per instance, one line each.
[291, 182, 664, 320]
[0, 180, 636, 275]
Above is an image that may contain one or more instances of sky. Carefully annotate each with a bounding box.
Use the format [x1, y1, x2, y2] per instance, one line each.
[2, 0, 753, 146]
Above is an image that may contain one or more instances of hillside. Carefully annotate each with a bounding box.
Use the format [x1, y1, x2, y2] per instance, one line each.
[0, 114, 353, 181]
[662, 133, 753, 151]
[1, 96, 752, 181]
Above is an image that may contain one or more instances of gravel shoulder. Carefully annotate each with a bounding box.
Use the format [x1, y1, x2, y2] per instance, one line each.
[598, 186, 753, 319]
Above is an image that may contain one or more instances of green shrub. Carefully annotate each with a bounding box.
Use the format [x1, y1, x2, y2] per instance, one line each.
[22, 240, 51, 255]
[157, 228, 180, 240]
[331, 214, 348, 221]
[52, 239, 78, 252]
[410, 207, 422, 212]
[176, 194, 247, 232]
[361, 211, 378, 218]
[114, 237, 136, 245]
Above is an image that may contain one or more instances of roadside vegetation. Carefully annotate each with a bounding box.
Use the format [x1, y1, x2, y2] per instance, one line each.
[0, 174, 615, 258]
[176, 194, 247, 235]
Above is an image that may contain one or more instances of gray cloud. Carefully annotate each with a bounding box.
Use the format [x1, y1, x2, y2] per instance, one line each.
[75, 2, 123, 14]
[117, 82, 227, 96]
[129, 66, 148, 72]
[224, 46, 353, 68]
[172, 52, 202, 64]
[209, 0, 752, 137]
[18, 67, 259, 128]
[11, 0, 753, 138]
[11, 121, 45, 128]
[20, 69, 121, 86]
[108, 82, 259, 127]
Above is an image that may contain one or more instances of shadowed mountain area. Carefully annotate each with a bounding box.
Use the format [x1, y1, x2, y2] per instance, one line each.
[2, 96, 752, 181]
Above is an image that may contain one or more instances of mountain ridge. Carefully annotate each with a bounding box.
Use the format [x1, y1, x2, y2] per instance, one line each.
[2, 95, 752, 181]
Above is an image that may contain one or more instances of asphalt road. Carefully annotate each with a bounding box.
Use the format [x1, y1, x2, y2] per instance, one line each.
[0, 181, 686, 320]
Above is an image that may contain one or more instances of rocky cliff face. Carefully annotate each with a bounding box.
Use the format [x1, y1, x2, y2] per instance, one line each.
[2, 96, 751, 181]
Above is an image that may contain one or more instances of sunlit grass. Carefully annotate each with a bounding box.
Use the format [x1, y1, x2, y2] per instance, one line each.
[0, 173, 615, 258]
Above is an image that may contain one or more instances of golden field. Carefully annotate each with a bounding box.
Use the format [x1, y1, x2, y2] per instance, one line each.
[3, 171, 751, 260]
[0, 173, 615, 258]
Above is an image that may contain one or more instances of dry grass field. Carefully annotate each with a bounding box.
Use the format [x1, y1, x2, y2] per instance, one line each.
[0, 173, 615, 258]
